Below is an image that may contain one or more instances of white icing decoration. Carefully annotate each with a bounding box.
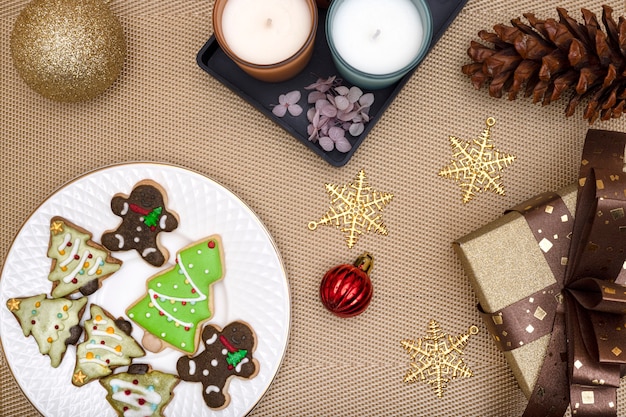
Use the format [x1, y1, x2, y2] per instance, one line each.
[205, 385, 220, 394]
[211, 359, 218, 367]
[160, 214, 167, 229]
[87, 257, 103, 275]
[188, 263, 194, 268]
[110, 379, 162, 417]
[235, 357, 249, 373]
[85, 344, 123, 356]
[59, 238, 80, 267]
[177, 253, 207, 299]
[204, 269, 209, 274]
[57, 233, 71, 252]
[142, 248, 157, 257]
[115, 234, 125, 248]
[63, 250, 90, 283]
[221, 349, 228, 355]
[188, 360, 196, 375]
[144, 253, 211, 328]
[133, 237, 140, 243]
[136, 226, 142, 232]
[206, 334, 217, 344]
[197, 250, 202, 254]
[203, 369, 209, 376]
[92, 330, 123, 340]
[120, 202, 129, 215]
[147, 290, 193, 327]
[93, 318, 107, 325]
[79, 357, 108, 366]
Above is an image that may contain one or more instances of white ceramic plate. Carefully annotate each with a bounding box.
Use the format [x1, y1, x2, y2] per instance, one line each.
[0, 163, 290, 417]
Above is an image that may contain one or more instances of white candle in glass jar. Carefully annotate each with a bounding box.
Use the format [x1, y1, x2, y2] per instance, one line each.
[330, 0, 424, 75]
[220, 0, 312, 65]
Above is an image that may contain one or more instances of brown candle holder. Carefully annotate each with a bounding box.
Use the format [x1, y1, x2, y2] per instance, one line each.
[212, 0, 318, 83]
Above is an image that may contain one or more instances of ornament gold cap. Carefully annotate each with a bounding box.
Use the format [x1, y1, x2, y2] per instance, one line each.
[353, 252, 373, 275]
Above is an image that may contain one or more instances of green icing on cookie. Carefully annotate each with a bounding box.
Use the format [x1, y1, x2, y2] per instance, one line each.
[100, 369, 179, 417]
[6, 294, 87, 367]
[127, 236, 224, 353]
[48, 217, 122, 298]
[72, 304, 145, 386]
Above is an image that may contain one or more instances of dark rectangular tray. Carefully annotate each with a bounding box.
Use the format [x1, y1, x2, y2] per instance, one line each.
[197, 0, 468, 167]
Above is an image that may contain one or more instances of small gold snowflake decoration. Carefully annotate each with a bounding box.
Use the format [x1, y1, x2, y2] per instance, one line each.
[438, 117, 515, 203]
[402, 320, 479, 398]
[308, 169, 393, 248]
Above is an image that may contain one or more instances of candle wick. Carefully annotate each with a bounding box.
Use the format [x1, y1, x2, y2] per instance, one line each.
[372, 29, 381, 40]
[266, 18, 272, 27]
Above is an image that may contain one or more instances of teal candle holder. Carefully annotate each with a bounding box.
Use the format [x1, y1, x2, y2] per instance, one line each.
[326, 0, 433, 90]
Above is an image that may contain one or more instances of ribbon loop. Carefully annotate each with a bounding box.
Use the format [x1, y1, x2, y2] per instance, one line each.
[568, 278, 626, 313]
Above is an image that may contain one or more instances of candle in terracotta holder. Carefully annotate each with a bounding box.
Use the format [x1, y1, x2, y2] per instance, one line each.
[326, 0, 432, 90]
[212, 0, 318, 83]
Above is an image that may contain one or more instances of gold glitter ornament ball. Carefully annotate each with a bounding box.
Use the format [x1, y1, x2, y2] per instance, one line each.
[10, 0, 126, 102]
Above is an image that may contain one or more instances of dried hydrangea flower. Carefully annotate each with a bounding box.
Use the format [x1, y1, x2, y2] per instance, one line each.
[273, 76, 375, 154]
[272, 90, 303, 117]
[304, 77, 375, 153]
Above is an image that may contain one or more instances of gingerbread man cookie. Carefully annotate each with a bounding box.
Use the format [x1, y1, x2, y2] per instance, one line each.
[176, 321, 259, 410]
[102, 180, 179, 267]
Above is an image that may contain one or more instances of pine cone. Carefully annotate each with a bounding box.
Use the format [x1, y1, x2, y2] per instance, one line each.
[462, 5, 626, 124]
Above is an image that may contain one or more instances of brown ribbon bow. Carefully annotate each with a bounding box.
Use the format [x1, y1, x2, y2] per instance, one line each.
[478, 130, 626, 417]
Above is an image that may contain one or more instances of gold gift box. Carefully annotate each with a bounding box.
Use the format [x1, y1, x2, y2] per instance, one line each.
[453, 183, 577, 398]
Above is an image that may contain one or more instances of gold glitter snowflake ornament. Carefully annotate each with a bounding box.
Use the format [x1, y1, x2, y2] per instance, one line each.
[438, 117, 516, 203]
[402, 320, 479, 398]
[308, 169, 393, 248]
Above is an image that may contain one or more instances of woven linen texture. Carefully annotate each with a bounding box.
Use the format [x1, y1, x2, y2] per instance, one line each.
[1, 0, 626, 415]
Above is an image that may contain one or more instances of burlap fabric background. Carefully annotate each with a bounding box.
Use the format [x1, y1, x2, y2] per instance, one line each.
[2, 0, 626, 415]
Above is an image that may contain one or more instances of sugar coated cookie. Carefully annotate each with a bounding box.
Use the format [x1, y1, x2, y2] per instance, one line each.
[48, 216, 122, 298]
[6, 294, 86, 367]
[127, 236, 224, 353]
[72, 304, 145, 386]
[101, 180, 179, 267]
[100, 364, 179, 417]
[176, 321, 259, 410]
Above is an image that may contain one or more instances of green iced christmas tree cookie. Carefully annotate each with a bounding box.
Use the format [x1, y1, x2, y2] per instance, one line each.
[100, 364, 179, 417]
[72, 304, 145, 386]
[48, 217, 122, 298]
[127, 235, 225, 353]
[6, 294, 86, 367]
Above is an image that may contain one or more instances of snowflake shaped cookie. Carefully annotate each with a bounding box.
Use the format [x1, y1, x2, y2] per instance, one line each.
[308, 169, 393, 248]
[402, 320, 478, 398]
[438, 117, 516, 203]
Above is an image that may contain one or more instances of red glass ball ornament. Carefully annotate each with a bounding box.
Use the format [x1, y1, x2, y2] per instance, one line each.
[320, 253, 374, 318]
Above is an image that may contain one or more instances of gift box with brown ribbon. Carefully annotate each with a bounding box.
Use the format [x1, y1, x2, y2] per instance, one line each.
[455, 129, 626, 417]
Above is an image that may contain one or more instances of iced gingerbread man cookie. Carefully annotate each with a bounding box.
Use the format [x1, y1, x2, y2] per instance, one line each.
[72, 304, 145, 387]
[100, 364, 179, 417]
[6, 294, 86, 367]
[127, 235, 225, 353]
[102, 180, 179, 267]
[48, 217, 122, 298]
[176, 321, 259, 410]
